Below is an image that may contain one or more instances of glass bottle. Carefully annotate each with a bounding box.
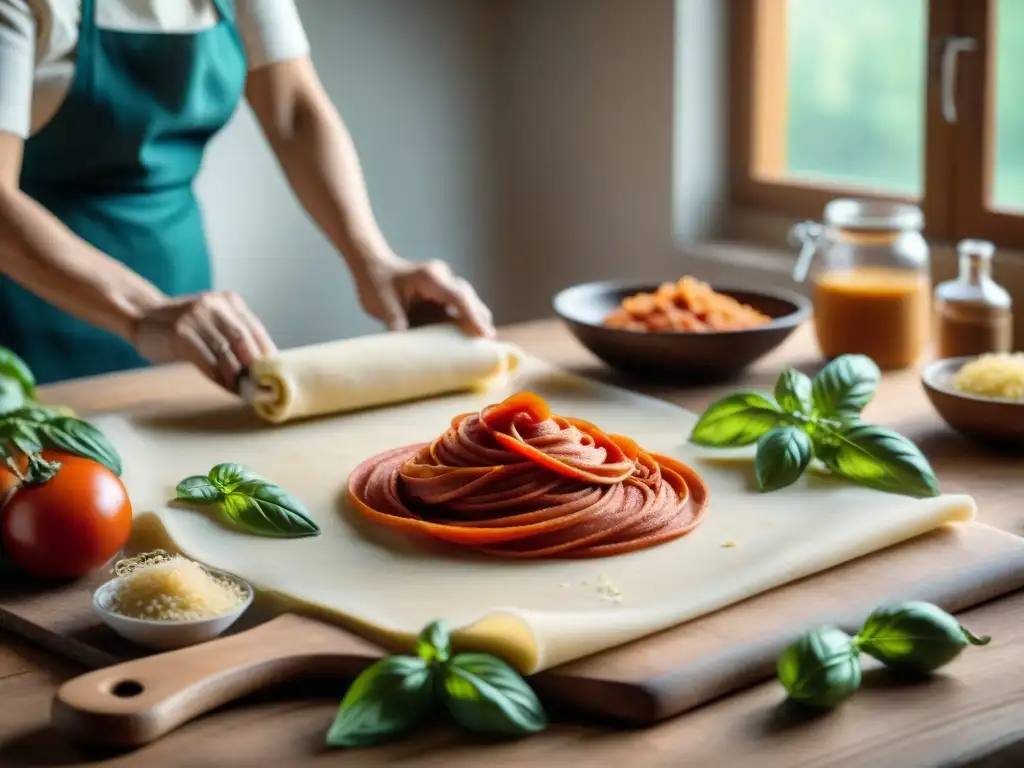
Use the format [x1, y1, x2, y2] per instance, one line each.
[933, 239, 1013, 359]
[789, 199, 932, 370]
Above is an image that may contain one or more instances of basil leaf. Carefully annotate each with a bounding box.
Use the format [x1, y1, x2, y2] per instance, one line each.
[10, 422, 42, 455]
[37, 416, 122, 476]
[777, 627, 861, 709]
[0, 347, 35, 400]
[440, 653, 547, 736]
[819, 422, 940, 498]
[417, 620, 451, 665]
[208, 463, 263, 493]
[689, 392, 786, 448]
[0, 377, 27, 416]
[6, 406, 53, 424]
[855, 601, 990, 674]
[326, 656, 433, 748]
[754, 427, 813, 492]
[811, 355, 881, 420]
[176, 476, 223, 504]
[222, 480, 321, 538]
[774, 368, 813, 415]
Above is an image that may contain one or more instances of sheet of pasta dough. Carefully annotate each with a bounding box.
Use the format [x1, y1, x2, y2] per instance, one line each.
[97, 354, 976, 674]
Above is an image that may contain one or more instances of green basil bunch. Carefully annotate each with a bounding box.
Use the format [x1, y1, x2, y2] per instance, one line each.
[326, 620, 548, 748]
[777, 601, 990, 709]
[689, 354, 940, 498]
[175, 463, 320, 538]
[0, 345, 123, 477]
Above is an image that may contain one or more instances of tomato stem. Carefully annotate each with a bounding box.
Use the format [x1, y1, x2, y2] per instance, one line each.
[21, 454, 61, 487]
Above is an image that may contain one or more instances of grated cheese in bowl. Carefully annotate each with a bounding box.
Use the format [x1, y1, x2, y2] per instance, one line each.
[106, 555, 248, 622]
[953, 352, 1024, 401]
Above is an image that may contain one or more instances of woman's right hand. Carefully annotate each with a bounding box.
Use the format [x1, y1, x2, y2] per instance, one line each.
[132, 292, 277, 392]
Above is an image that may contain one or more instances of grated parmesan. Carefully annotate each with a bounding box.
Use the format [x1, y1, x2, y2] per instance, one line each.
[107, 556, 247, 622]
[954, 353, 1024, 400]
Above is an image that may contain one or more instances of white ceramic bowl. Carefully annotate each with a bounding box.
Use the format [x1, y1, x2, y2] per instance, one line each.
[92, 567, 254, 651]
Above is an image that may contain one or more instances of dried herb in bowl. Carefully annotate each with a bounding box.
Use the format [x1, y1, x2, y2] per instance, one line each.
[689, 354, 940, 498]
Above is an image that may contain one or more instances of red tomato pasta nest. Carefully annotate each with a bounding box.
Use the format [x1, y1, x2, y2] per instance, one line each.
[347, 392, 709, 558]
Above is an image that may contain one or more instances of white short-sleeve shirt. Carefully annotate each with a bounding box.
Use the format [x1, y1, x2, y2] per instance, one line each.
[0, 0, 311, 138]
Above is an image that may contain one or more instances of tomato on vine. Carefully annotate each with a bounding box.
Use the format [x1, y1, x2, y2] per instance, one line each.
[1, 451, 132, 579]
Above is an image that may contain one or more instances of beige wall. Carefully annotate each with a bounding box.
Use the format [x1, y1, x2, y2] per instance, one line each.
[493, 0, 677, 321]
[493, 0, 734, 322]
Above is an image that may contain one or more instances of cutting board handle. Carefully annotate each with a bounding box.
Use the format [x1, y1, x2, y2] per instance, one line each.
[51, 614, 379, 748]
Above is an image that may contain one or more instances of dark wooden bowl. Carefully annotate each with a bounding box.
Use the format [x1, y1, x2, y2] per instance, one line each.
[922, 357, 1024, 446]
[552, 280, 812, 383]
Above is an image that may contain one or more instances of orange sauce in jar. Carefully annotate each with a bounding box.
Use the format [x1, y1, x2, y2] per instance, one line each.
[813, 266, 931, 370]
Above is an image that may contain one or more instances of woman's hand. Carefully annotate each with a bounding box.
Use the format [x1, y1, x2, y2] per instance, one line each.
[132, 292, 277, 391]
[351, 256, 495, 338]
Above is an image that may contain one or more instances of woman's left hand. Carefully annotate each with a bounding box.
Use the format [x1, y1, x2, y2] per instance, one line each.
[351, 256, 495, 338]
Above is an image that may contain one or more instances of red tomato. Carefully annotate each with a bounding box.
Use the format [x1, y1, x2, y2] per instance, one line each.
[0, 452, 30, 499]
[0, 465, 18, 497]
[1, 452, 132, 580]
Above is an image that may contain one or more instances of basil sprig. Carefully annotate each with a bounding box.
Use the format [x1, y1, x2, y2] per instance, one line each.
[778, 601, 990, 709]
[175, 463, 320, 538]
[0, 406, 123, 476]
[689, 354, 939, 498]
[326, 620, 548, 749]
[0, 346, 121, 477]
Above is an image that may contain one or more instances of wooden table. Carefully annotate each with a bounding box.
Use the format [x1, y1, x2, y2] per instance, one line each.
[2, 321, 1023, 768]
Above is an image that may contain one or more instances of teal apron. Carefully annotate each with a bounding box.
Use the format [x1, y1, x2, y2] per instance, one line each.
[0, 0, 246, 384]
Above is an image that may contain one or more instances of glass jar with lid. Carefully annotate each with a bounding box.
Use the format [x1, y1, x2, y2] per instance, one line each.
[790, 199, 932, 370]
[933, 239, 1013, 359]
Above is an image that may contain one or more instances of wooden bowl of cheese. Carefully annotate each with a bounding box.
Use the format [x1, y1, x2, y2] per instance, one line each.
[922, 353, 1024, 446]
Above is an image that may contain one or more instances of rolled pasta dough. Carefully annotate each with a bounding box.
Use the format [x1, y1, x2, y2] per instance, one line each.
[247, 325, 521, 423]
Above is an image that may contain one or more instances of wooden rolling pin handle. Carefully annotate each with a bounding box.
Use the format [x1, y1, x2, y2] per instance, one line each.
[51, 615, 378, 748]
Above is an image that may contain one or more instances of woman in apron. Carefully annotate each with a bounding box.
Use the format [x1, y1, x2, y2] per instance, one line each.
[0, 0, 493, 389]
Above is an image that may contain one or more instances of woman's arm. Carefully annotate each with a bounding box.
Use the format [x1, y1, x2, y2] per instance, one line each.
[246, 57, 494, 336]
[0, 132, 164, 341]
[244, 57, 391, 275]
[0, 133, 275, 388]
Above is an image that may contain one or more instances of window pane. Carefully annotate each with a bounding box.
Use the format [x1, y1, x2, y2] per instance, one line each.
[993, 0, 1024, 211]
[782, 0, 927, 196]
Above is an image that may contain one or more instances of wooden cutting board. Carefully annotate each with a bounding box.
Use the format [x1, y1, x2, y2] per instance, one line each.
[2, 521, 1023, 747]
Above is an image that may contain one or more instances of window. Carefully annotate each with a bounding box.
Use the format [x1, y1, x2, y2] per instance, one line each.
[729, 0, 1024, 249]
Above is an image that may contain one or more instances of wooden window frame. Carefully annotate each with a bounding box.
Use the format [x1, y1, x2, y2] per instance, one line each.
[728, 0, 1024, 250]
